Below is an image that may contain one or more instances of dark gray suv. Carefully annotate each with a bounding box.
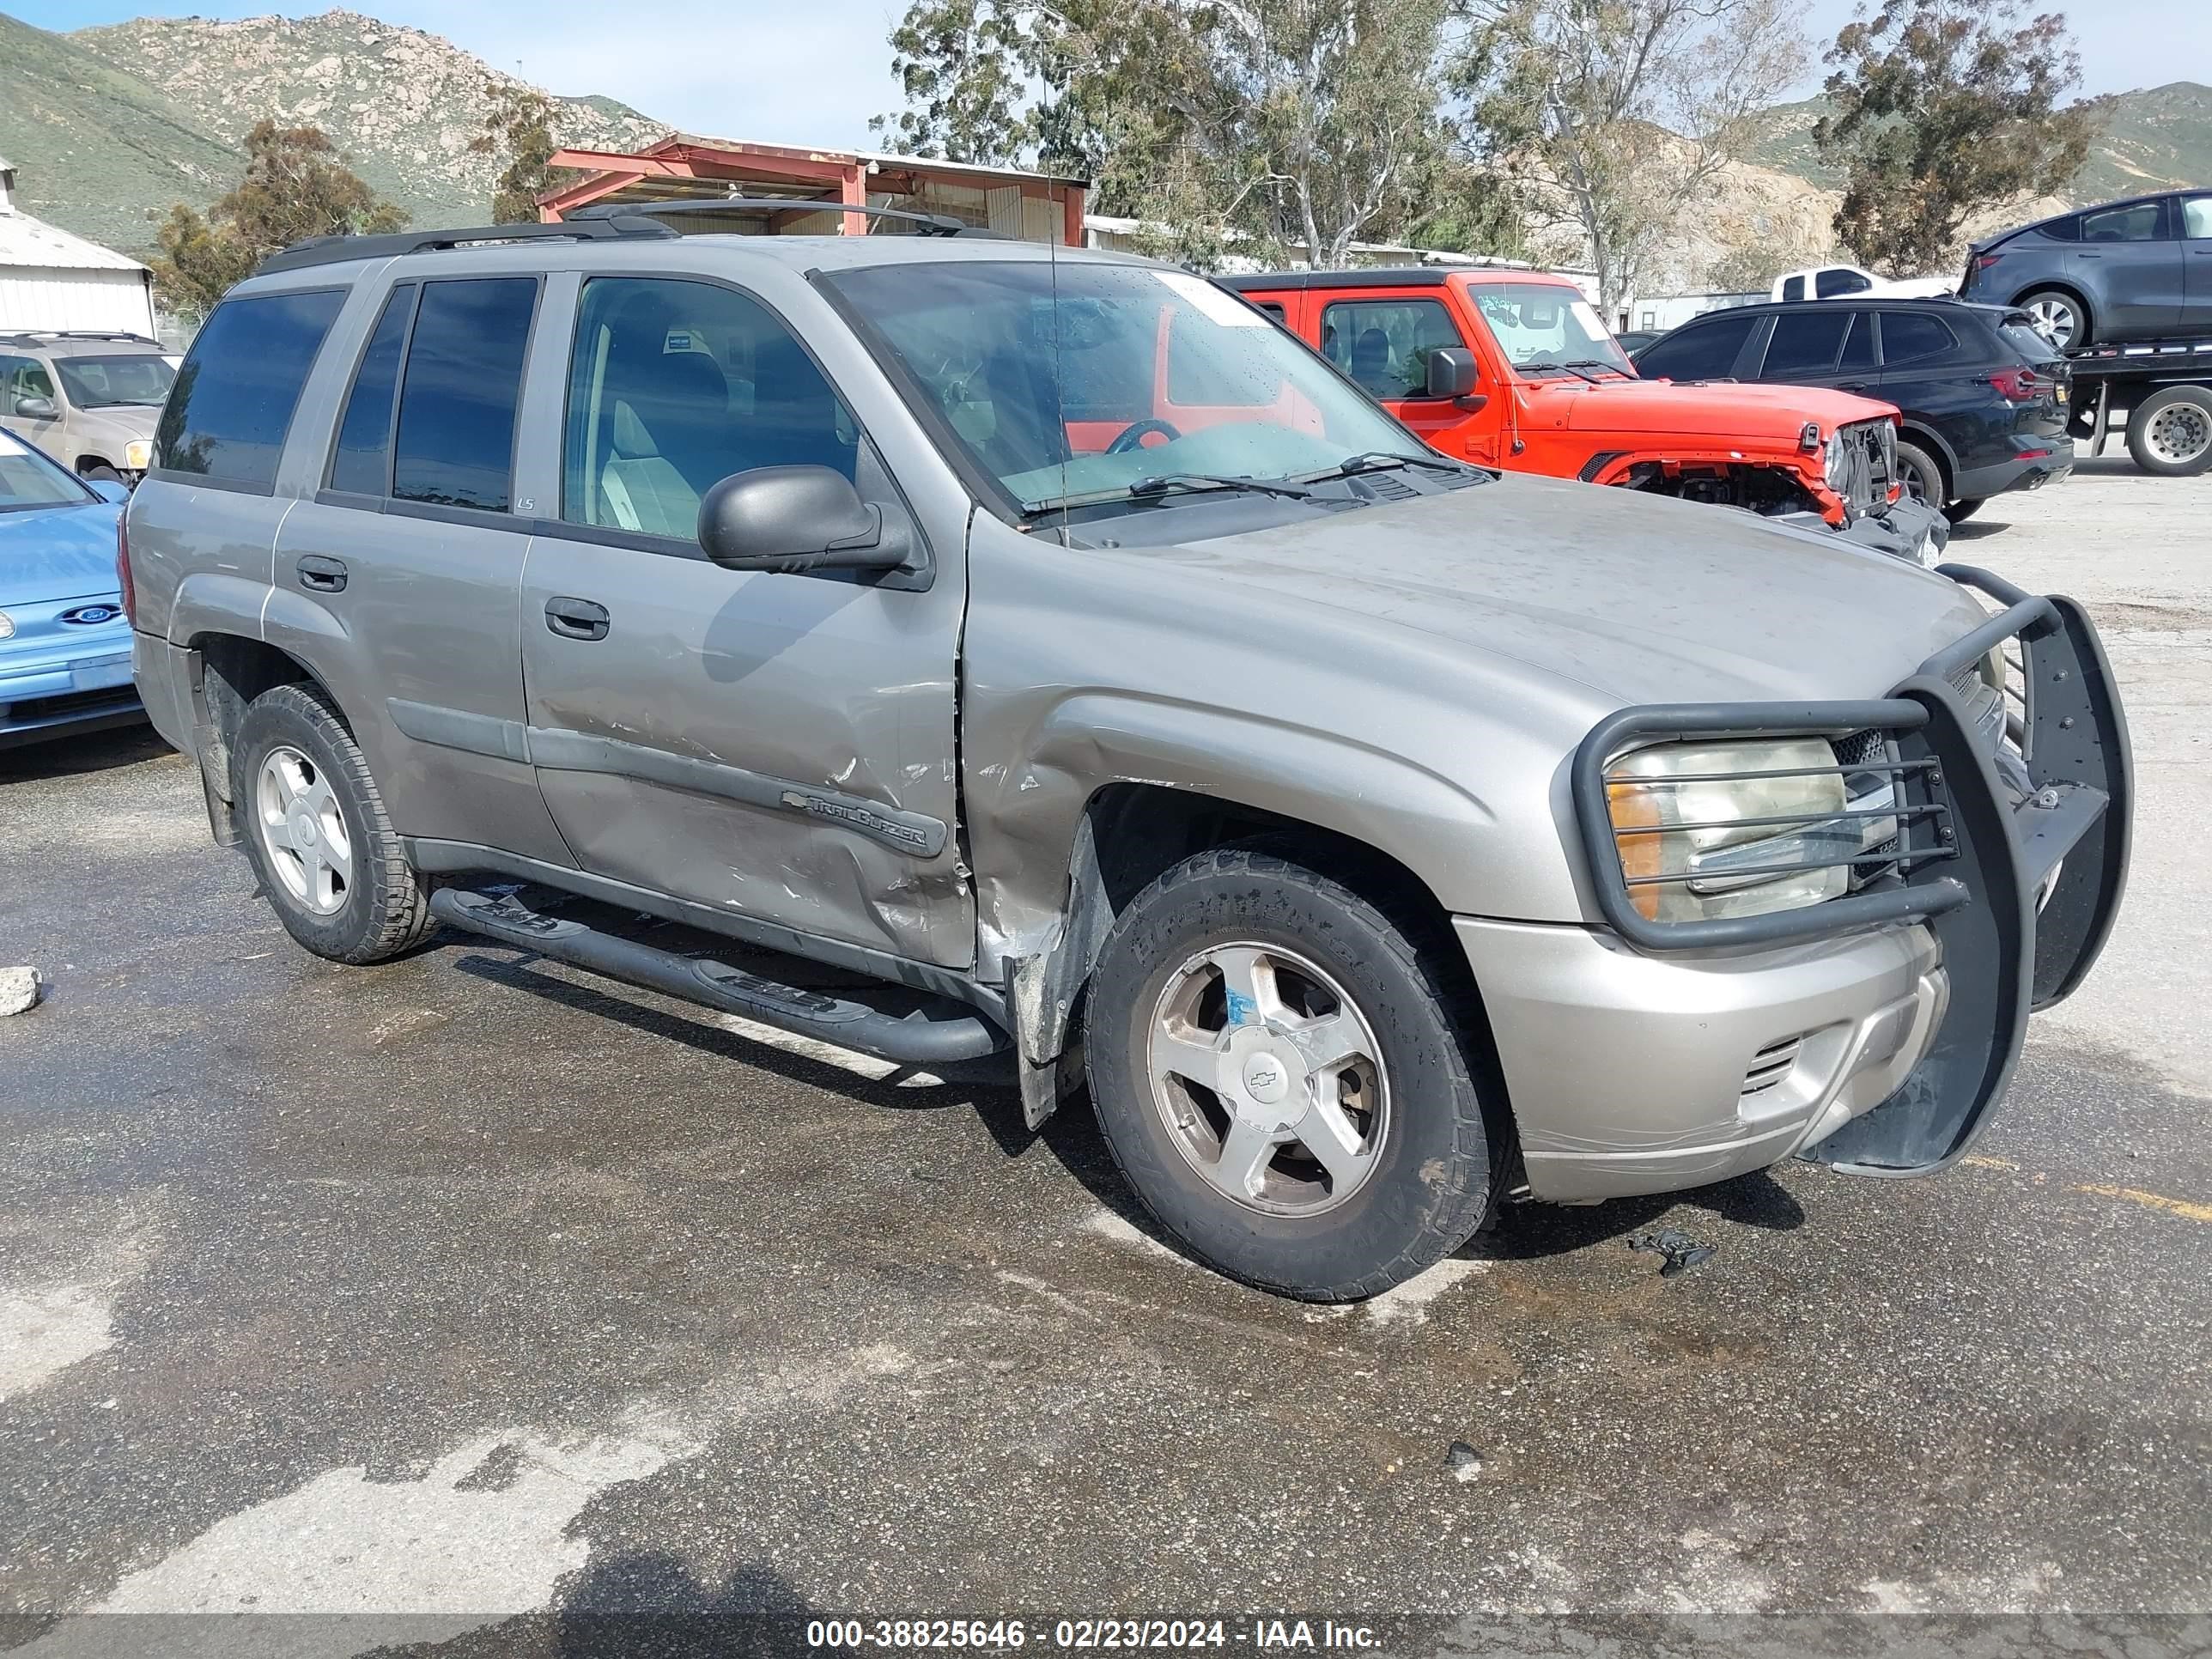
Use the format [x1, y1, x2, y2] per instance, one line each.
[124, 212, 2130, 1300]
[1964, 189, 2212, 349]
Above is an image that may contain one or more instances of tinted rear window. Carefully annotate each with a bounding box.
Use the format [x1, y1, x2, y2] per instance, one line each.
[1762, 310, 1850, 374]
[327, 283, 415, 495]
[392, 277, 538, 513]
[1636, 313, 1755, 380]
[155, 289, 344, 488]
[1881, 313, 1959, 366]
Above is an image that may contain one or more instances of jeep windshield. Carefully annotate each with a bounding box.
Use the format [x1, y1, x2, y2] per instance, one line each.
[53, 354, 176, 410]
[825, 259, 1442, 522]
[1470, 285, 1632, 379]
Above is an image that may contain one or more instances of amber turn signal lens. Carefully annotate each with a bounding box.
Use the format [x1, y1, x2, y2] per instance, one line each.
[1606, 778, 1662, 921]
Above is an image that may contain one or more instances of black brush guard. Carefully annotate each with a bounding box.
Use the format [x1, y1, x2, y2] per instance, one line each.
[1569, 565, 2131, 1175]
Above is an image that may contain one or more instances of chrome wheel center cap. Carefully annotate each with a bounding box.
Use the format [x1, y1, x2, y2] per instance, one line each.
[289, 809, 319, 848]
[1242, 1050, 1290, 1105]
[1224, 1025, 1304, 1128]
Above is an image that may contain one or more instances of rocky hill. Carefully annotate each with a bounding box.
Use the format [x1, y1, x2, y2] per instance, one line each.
[1, 7, 670, 258]
[1750, 82, 2212, 203]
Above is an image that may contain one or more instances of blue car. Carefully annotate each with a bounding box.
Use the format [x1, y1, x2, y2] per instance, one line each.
[0, 429, 140, 750]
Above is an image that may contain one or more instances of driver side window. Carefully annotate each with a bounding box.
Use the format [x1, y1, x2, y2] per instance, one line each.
[1319, 299, 1464, 400]
[562, 276, 859, 542]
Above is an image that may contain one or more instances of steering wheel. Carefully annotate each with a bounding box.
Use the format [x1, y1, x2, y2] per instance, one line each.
[1105, 417, 1183, 454]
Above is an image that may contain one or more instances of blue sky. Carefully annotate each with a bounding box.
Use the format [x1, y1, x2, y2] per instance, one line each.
[13, 0, 2203, 151]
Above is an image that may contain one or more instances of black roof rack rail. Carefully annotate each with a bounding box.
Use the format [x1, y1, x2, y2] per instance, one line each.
[567, 197, 994, 239]
[0, 329, 161, 345]
[252, 215, 679, 277]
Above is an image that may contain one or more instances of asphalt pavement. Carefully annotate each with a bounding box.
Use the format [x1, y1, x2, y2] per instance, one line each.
[1, 453, 2206, 1654]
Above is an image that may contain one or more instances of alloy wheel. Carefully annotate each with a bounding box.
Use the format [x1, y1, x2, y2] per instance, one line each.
[254, 744, 354, 915]
[2025, 296, 2081, 349]
[1146, 940, 1390, 1217]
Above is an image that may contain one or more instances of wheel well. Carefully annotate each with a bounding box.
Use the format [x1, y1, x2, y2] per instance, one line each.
[1896, 425, 1954, 493]
[188, 634, 328, 794]
[2013, 279, 2090, 322]
[75, 454, 113, 475]
[1068, 783, 1521, 1183]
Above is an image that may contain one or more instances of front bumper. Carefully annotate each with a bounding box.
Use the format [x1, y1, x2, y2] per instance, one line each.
[1771, 495, 1949, 564]
[0, 647, 143, 750]
[1476, 568, 2130, 1202]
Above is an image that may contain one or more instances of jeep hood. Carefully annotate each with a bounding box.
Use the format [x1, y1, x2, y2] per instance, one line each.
[1174, 470, 1986, 711]
[1533, 376, 1894, 441]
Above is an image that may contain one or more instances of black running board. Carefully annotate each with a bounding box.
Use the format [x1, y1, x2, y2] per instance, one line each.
[429, 887, 1007, 1066]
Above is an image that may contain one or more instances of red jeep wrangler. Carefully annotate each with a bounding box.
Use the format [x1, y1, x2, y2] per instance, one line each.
[1220, 268, 1945, 561]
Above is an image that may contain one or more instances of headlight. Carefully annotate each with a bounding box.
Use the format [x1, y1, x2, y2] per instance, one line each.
[124, 440, 153, 471]
[0, 610, 14, 641]
[1602, 738, 1853, 922]
[1823, 433, 1849, 491]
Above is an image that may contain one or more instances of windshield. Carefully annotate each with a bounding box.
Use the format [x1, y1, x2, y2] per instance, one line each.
[825, 258, 1426, 516]
[54, 353, 176, 410]
[0, 430, 95, 512]
[1471, 284, 1632, 377]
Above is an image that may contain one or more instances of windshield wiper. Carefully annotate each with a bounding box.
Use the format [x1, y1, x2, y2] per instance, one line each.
[1019, 472, 1313, 517]
[1296, 451, 1469, 484]
[1522, 358, 1608, 384]
[1564, 358, 1632, 379]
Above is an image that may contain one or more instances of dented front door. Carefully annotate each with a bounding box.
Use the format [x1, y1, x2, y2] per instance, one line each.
[520, 520, 971, 968]
[516, 271, 971, 969]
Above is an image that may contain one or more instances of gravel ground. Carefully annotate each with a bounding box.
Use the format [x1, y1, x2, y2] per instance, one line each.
[1, 452, 2206, 1655]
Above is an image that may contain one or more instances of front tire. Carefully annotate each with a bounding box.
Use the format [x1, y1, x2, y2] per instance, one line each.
[1085, 848, 1495, 1301]
[1896, 440, 1948, 507]
[230, 682, 434, 964]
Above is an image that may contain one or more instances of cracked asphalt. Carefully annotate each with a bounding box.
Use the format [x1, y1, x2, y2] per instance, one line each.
[1, 453, 2207, 1654]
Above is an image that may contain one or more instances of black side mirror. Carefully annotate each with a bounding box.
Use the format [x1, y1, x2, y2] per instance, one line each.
[1423, 348, 1479, 401]
[15, 396, 58, 422]
[696, 465, 912, 575]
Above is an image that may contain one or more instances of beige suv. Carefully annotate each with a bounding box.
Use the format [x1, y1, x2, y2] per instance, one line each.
[0, 331, 176, 483]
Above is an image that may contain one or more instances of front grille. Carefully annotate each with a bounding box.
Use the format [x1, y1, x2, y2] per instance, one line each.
[1836, 419, 1893, 514]
[2, 688, 137, 722]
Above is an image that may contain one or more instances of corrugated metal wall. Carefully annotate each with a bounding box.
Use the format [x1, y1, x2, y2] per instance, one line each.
[0, 268, 156, 335]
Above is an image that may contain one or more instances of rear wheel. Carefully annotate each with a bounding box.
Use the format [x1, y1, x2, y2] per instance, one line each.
[2020, 289, 2087, 350]
[1943, 496, 1986, 525]
[230, 682, 434, 964]
[1085, 848, 1495, 1301]
[2126, 386, 2212, 477]
[1895, 440, 1948, 507]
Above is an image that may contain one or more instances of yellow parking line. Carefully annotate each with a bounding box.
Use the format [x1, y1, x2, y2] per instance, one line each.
[2072, 1184, 2212, 1224]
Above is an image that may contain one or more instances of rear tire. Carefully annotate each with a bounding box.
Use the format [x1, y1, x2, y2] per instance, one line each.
[2019, 289, 2088, 350]
[2125, 386, 2212, 477]
[230, 682, 434, 964]
[1942, 497, 1986, 525]
[1896, 441, 1948, 507]
[1084, 848, 1495, 1301]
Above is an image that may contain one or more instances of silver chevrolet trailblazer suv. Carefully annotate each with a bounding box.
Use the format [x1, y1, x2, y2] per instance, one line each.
[125, 208, 2131, 1300]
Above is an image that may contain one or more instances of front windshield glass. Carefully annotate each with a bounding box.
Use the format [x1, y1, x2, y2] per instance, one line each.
[1471, 285, 1632, 377]
[826, 259, 1431, 515]
[54, 353, 176, 410]
[0, 430, 95, 512]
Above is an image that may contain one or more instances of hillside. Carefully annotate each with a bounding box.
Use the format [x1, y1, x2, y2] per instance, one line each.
[0, 9, 239, 255]
[1749, 82, 2212, 201]
[0, 7, 672, 259]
